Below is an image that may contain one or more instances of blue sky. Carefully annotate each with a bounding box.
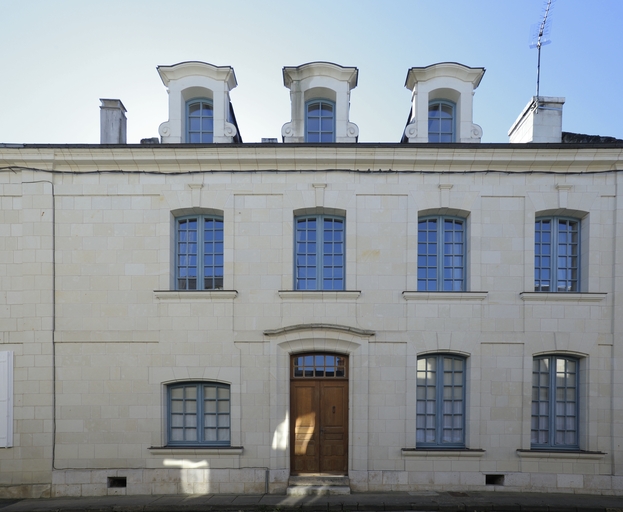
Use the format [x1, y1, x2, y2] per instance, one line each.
[2, 0, 622, 144]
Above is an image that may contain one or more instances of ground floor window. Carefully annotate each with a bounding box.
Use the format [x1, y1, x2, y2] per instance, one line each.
[416, 354, 465, 447]
[531, 355, 579, 449]
[167, 382, 230, 446]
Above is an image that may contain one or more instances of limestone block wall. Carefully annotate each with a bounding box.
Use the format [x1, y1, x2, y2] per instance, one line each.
[0, 154, 621, 497]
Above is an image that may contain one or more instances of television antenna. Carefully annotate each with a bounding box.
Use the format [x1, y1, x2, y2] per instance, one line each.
[529, 0, 554, 100]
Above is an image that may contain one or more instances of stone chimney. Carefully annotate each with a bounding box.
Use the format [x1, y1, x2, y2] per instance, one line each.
[508, 96, 564, 143]
[100, 99, 127, 144]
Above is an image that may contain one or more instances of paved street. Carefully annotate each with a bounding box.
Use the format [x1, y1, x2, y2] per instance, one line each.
[1, 491, 622, 512]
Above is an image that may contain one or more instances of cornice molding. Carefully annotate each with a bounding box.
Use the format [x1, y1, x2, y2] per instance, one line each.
[3, 145, 621, 173]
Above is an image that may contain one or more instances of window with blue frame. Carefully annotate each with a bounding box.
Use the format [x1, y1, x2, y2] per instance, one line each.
[187, 99, 214, 143]
[428, 100, 455, 143]
[416, 354, 466, 448]
[176, 216, 223, 290]
[306, 100, 335, 142]
[418, 217, 465, 291]
[534, 217, 580, 292]
[168, 382, 230, 446]
[531, 355, 579, 450]
[295, 215, 344, 290]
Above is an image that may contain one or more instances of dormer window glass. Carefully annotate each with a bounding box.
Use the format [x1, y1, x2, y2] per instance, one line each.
[187, 99, 214, 143]
[428, 101, 455, 143]
[306, 100, 335, 143]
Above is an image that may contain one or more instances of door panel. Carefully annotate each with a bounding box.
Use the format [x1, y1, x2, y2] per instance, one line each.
[319, 382, 348, 473]
[291, 382, 319, 473]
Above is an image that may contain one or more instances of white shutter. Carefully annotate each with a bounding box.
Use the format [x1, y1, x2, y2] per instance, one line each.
[0, 351, 13, 448]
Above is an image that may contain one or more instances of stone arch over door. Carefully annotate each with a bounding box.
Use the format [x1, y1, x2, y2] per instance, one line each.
[263, 324, 374, 477]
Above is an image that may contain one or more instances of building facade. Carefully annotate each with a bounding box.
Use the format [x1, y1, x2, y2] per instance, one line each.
[0, 62, 622, 498]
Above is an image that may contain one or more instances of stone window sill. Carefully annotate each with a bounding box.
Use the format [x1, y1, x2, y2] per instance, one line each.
[516, 449, 605, 460]
[278, 290, 361, 300]
[149, 446, 244, 456]
[402, 291, 488, 301]
[401, 448, 485, 458]
[520, 292, 606, 303]
[154, 290, 238, 301]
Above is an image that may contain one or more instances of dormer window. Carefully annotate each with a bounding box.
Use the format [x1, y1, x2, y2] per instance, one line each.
[306, 100, 335, 142]
[282, 62, 358, 143]
[157, 61, 241, 144]
[402, 63, 484, 144]
[428, 100, 455, 143]
[187, 99, 214, 143]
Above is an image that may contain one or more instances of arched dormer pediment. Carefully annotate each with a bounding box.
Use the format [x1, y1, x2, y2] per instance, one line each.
[402, 62, 485, 144]
[157, 61, 241, 144]
[281, 62, 359, 143]
[158, 61, 238, 89]
[283, 61, 358, 89]
[404, 62, 485, 91]
[264, 323, 374, 354]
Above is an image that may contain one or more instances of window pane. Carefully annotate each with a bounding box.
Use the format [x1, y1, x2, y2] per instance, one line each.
[308, 103, 320, 116]
[308, 118, 320, 132]
[321, 119, 333, 131]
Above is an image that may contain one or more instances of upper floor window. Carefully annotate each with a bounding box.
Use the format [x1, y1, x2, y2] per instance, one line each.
[168, 382, 230, 446]
[418, 217, 465, 291]
[295, 215, 344, 290]
[534, 217, 579, 292]
[428, 100, 455, 143]
[176, 215, 223, 290]
[416, 354, 466, 448]
[306, 100, 335, 143]
[187, 99, 214, 143]
[531, 355, 579, 450]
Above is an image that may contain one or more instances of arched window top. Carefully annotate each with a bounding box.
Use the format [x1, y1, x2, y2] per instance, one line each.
[186, 99, 214, 143]
[428, 100, 455, 143]
[291, 353, 348, 379]
[306, 99, 335, 143]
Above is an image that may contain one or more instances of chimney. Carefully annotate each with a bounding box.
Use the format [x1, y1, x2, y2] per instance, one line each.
[508, 96, 564, 143]
[100, 99, 127, 144]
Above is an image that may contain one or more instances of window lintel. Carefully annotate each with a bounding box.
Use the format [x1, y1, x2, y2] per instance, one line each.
[171, 207, 224, 219]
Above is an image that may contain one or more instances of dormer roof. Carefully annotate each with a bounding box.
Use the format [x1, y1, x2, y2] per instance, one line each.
[157, 61, 238, 91]
[283, 61, 358, 90]
[404, 62, 484, 91]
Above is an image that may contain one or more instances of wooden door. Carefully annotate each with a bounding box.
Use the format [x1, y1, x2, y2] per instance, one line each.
[290, 354, 348, 475]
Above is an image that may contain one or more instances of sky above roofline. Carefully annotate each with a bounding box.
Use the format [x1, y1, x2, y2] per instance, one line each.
[1, 0, 621, 144]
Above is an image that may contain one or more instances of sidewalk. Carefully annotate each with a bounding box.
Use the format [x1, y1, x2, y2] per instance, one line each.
[1, 490, 622, 512]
